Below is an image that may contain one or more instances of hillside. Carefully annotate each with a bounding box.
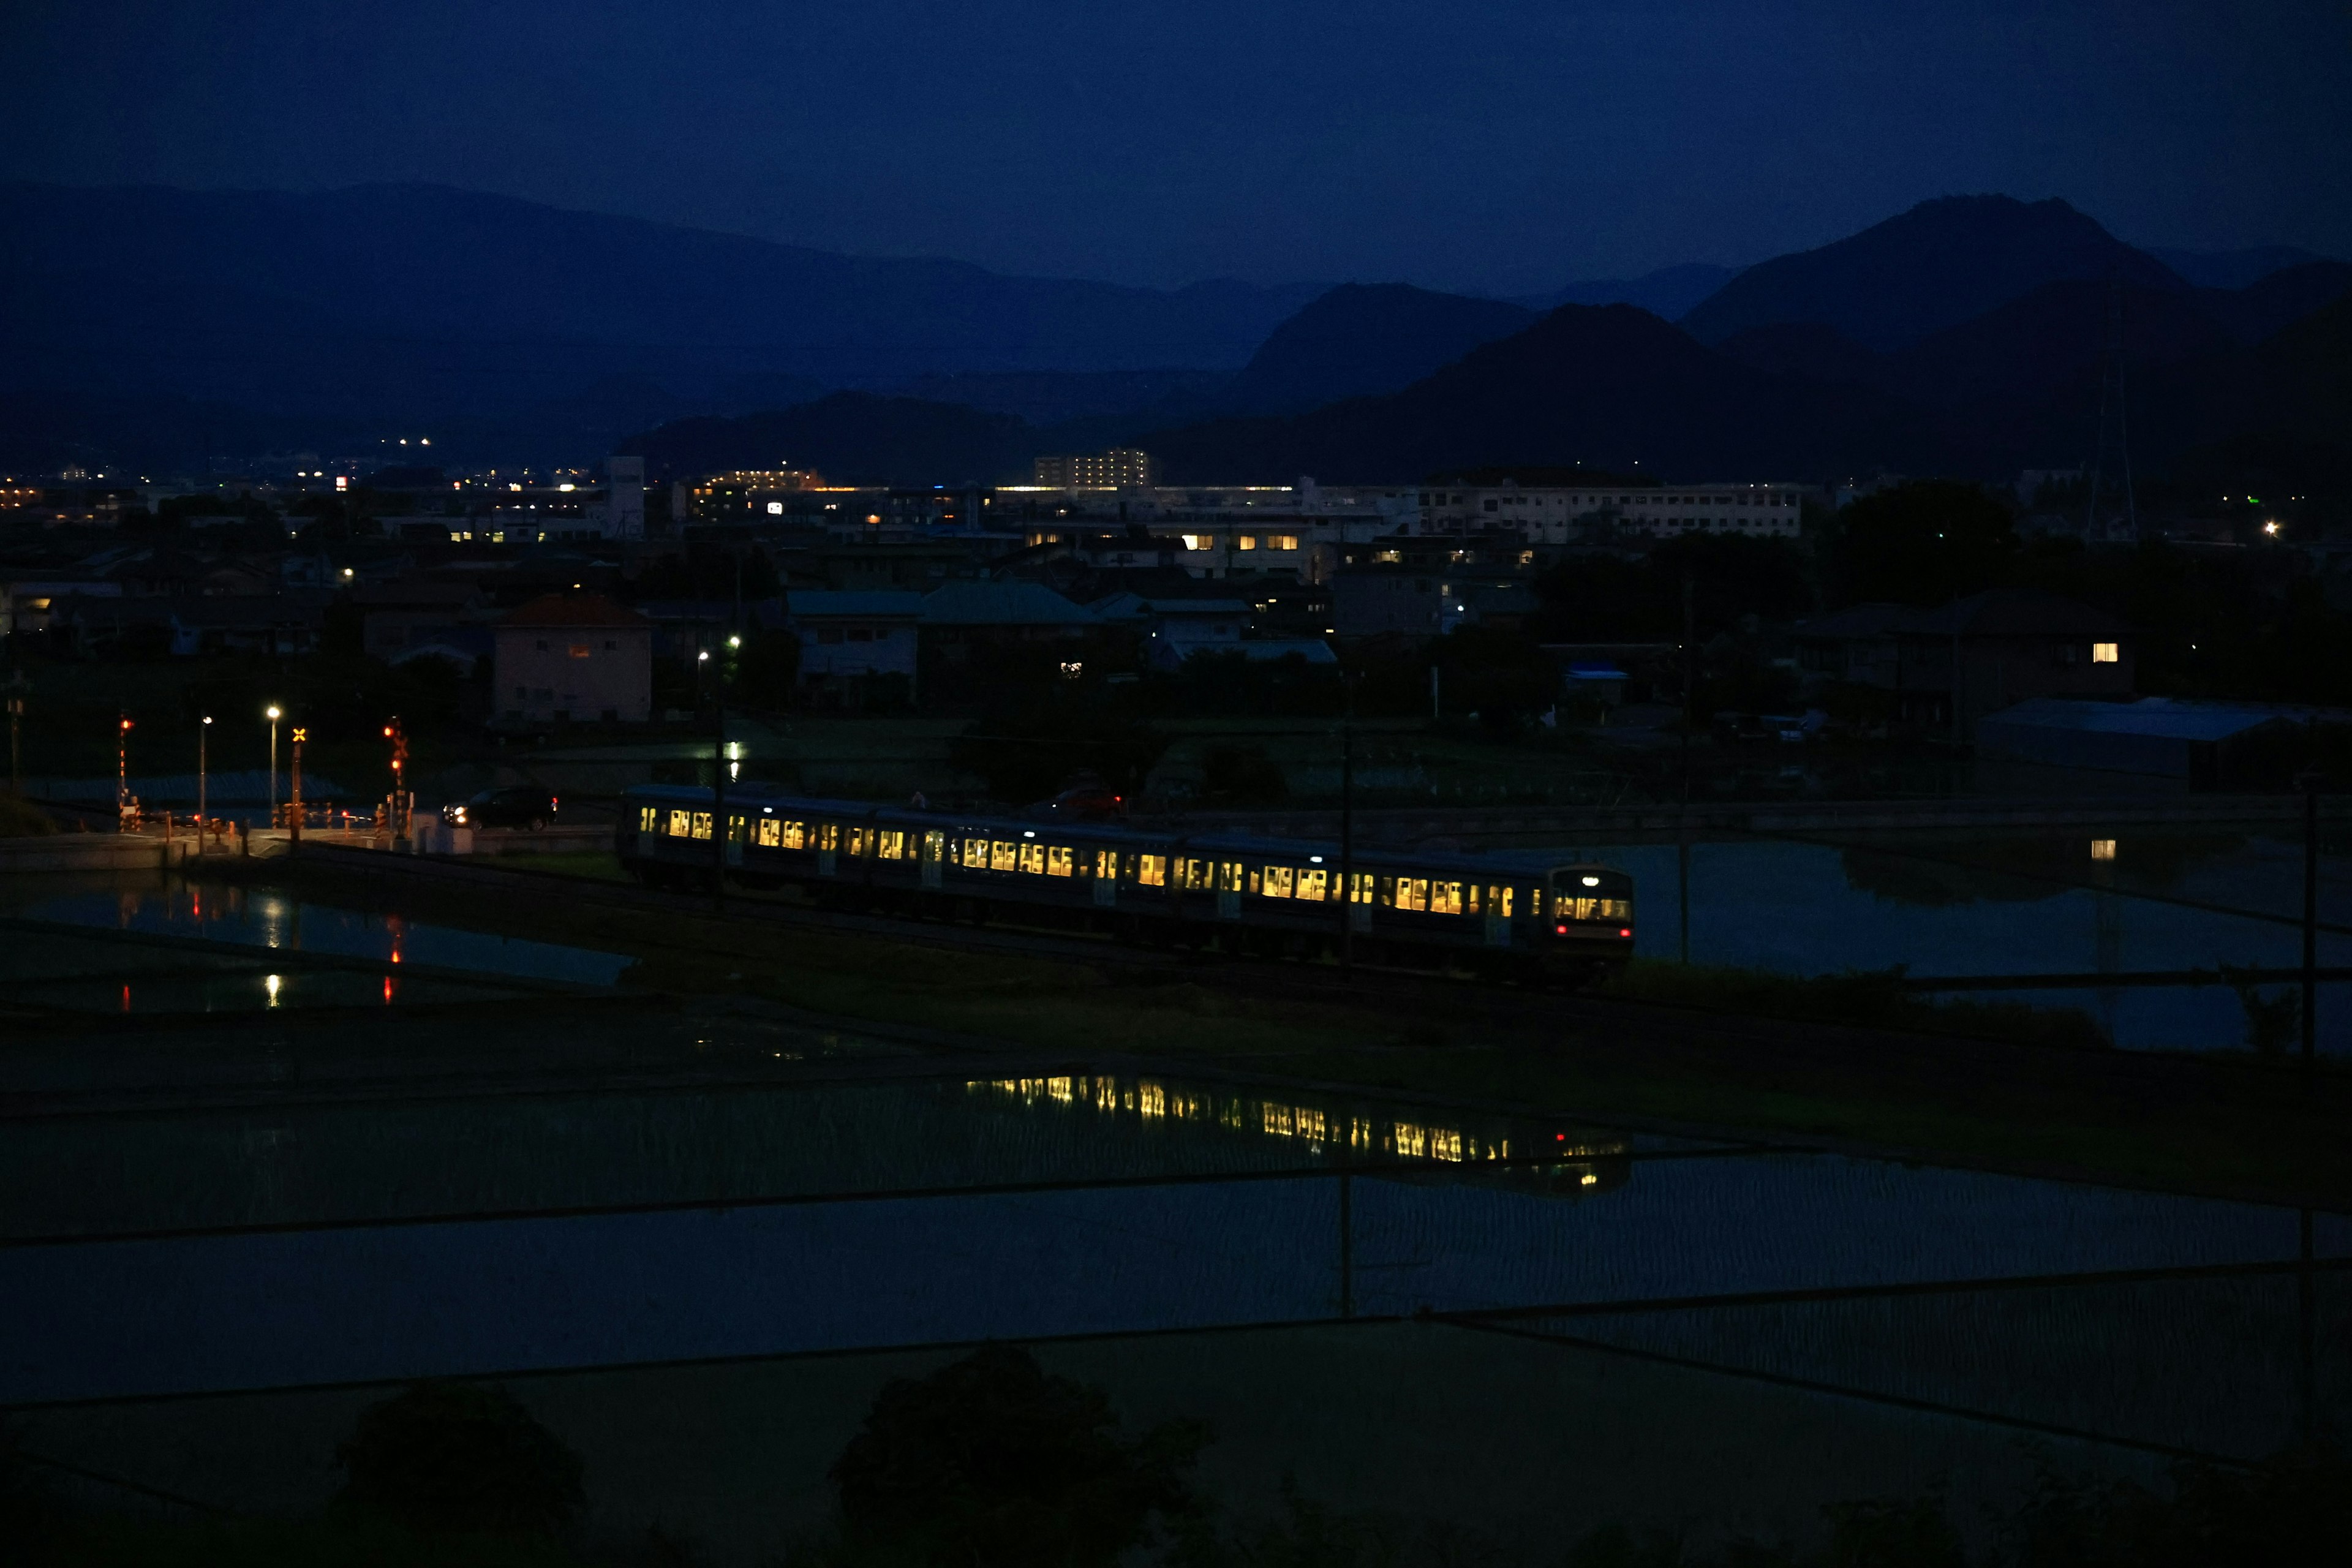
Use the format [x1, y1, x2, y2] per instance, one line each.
[1679, 195, 2187, 351]
[1515, 263, 1740, 320]
[0, 183, 1322, 432]
[1212, 285, 1537, 417]
[1145, 304, 1923, 484]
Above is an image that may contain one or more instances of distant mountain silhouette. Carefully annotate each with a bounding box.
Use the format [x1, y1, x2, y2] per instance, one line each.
[1679, 195, 2187, 351]
[2146, 244, 2340, 292]
[627, 393, 1034, 486]
[2201, 261, 2352, 344]
[1144, 269, 2352, 488]
[0, 183, 1322, 444]
[1710, 268, 2352, 414]
[1514, 263, 1740, 320]
[1212, 284, 1537, 417]
[1145, 304, 1922, 484]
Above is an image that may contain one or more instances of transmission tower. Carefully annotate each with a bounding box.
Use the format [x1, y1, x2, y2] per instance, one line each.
[2083, 274, 2138, 543]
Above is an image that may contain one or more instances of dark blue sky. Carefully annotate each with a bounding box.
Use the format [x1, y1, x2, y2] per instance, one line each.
[4, 1, 2345, 293]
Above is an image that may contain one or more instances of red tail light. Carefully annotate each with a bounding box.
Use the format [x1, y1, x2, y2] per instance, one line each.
[1618, 927, 1631, 937]
[1555, 924, 1568, 935]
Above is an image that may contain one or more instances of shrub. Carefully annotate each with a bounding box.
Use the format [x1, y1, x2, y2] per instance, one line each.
[334, 1382, 583, 1537]
[829, 1344, 1206, 1568]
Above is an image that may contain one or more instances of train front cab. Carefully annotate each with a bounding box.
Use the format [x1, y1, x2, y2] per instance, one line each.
[1536, 864, 1635, 979]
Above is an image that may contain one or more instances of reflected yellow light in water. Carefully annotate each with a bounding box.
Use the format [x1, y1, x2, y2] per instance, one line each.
[265, 974, 282, 1008]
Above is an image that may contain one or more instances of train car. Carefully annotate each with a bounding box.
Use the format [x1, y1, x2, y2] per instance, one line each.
[618, 785, 1634, 982]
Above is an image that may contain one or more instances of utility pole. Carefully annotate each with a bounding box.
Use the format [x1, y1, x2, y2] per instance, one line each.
[712, 674, 728, 911]
[4, 671, 24, 795]
[198, 716, 211, 846]
[1339, 719, 1355, 976]
[2084, 274, 2138, 545]
[266, 705, 282, 827]
[2301, 764, 2321, 1095]
[1679, 579, 1694, 963]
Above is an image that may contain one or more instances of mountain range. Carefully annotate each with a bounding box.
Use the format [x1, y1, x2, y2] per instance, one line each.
[1139, 200, 2351, 487]
[2, 183, 2344, 495]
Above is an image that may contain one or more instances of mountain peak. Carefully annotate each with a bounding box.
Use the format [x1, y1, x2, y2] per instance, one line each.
[1212, 283, 1536, 416]
[1679, 192, 2187, 352]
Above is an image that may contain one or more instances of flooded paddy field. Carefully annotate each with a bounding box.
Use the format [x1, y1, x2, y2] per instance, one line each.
[1, 856, 2346, 1561]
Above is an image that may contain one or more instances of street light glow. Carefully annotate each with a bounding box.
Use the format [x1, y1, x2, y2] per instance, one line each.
[266, 705, 281, 720]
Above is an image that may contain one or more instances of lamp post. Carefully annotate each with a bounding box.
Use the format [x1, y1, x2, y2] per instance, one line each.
[266, 705, 282, 827]
[198, 716, 211, 848]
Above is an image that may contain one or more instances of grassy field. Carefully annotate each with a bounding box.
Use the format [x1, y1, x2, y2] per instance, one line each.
[266, 854, 2352, 1209]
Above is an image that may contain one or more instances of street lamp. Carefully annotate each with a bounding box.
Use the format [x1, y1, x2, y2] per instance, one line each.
[265, 706, 282, 826]
[199, 716, 212, 843]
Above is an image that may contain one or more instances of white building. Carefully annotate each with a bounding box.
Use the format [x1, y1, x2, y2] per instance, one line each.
[1420, 481, 1806, 541]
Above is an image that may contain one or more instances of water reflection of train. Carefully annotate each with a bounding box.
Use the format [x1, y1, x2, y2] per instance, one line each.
[964, 1074, 1635, 1197]
[619, 786, 1635, 981]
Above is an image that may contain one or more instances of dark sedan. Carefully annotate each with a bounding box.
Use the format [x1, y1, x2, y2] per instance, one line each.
[441, 786, 559, 829]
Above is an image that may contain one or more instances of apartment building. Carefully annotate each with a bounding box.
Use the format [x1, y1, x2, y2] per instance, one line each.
[1421, 482, 1806, 541]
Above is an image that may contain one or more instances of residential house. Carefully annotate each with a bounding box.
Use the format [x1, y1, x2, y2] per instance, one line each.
[787, 590, 924, 707]
[1795, 589, 2135, 739]
[494, 593, 654, 726]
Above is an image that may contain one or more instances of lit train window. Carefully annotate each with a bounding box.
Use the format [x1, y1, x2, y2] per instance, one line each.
[1395, 877, 1428, 911]
[1349, 872, 1374, 904]
[1180, 859, 1212, 890]
[690, 812, 713, 840]
[1485, 884, 1513, 918]
[878, 829, 906, 860]
[728, 815, 748, 843]
[1296, 867, 1327, 901]
[781, 820, 805, 849]
[924, 829, 944, 861]
[639, 806, 658, 832]
[1094, 848, 1120, 880]
[1466, 883, 1480, 914]
[1018, 842, 1046, 874]
[845, 828, 868, 858]
[1046, 846, 1074, 876]
[1262, 865, 1294, 898]
[961, 837, 987, 865]
[756, 818, 782, 848]
[818, 823, 839, 851]
[1137, 854, 1166, 887]
[1218, 861, 1245, 892]
[668, 809, 692, 838]
[991, 840, 1018, 872]
[1430, 881, 1464, 915]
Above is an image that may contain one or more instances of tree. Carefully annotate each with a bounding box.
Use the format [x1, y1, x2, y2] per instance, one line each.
[830, 1345, 1206, 1568]
[951, 689, 1166, 804]
[1825, 480, 2019, 606]
[334, 1381, 584, 1536]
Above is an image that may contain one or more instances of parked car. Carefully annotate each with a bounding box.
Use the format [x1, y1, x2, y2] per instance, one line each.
[1025, 785, 1126, 821]
[442, 787, 559, 829]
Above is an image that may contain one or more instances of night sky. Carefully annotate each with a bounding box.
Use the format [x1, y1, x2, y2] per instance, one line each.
[4, 1, 2345, 294]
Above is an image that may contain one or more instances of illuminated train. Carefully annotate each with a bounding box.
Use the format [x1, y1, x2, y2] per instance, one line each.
[619, 785, 1635, 981]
